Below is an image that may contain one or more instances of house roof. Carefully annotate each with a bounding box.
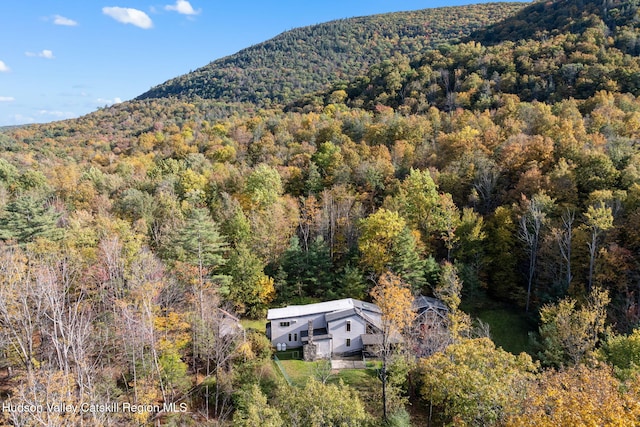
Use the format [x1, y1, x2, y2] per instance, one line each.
[361, 333, 403, 346]
[301, 328, 332, 342]
[267, 298, 380, 320]
[325, 306, 382, 327]
[325, 308, 358, 322]
[216, 308, 243, 337]
[413, 295, 448, 312]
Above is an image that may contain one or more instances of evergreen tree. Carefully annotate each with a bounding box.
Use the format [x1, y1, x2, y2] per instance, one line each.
[279, 236, 334, 301]
[337, 264, 367, 300]
[390, 226, 427, 292]
[484, 206, 522, 303]
[305, 236, 333, 297]
[359, 208, 428, 291]
[305, 161, 324, 195]
[174, 208, 227, 280]
[0, 195, 64, 245]
[170, 207, 230, 286]
[226, 243, 274, 318]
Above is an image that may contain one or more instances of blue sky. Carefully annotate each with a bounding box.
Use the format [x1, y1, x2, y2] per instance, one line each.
[0, 0, 520, 126]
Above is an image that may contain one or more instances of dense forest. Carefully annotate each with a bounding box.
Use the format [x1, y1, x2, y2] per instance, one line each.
[2, 0, 640, 425]
[136, 2, 525, 106]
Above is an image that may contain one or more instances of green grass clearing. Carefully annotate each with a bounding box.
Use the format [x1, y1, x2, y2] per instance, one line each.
[278, 359, 320, 386]
[331, 367, 379, 391]
[461, 292, 536, 355]
[275, 356, 380, 390]
[474, 307, 535, 355]
[240, 318, 267, 332]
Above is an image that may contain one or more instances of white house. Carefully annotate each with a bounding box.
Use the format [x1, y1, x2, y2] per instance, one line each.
[266, 298, 382, 359]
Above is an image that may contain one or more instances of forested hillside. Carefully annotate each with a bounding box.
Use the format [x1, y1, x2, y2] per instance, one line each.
[2, 0, 640, 425]
[136, 2, 525, 106]
[304, 0, 640, 113]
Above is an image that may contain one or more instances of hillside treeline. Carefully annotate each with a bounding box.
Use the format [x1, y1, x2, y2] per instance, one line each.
[2, 85, 640, 423]
[2, 0, 640, 423]
[136, 3, 525, 106]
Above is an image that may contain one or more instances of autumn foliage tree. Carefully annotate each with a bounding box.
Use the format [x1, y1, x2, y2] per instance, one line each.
[537, 287, 610, 367]
[419, 338, 537, 426]
[370, 271, 414, 420]
[358, 209, 426, 289]
[506, 364, 640, 426]
[4, 0, 640, 423]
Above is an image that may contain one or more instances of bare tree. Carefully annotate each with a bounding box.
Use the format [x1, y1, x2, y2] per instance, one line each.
[518, 196, 546, 312]
[115, 248, 167, 407]
[36, 254, 95, 398]
[298, 195, 320, 253]
[7, 370, 85, 427]
[0, 247, 44, 375]
[554, 208, 575, 294]
[473, 159, 500, 214]
[409, 309, 452, 358]
[313, 359, 333, 384]
[98, 236, 127, 303]
[319, 186, 362, 259]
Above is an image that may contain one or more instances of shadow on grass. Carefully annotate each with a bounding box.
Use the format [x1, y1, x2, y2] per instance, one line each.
[462, 298, 537, 355]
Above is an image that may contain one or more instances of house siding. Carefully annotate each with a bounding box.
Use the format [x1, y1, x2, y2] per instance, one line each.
[270, 313, 326, 348]
[327, 315, 366, 355]
[267, 298, 386, 357]
[315, 339, 332, 359]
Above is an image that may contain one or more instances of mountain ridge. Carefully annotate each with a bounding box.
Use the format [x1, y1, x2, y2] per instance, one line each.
[135, 2, 527, 106]
[469, 0, 640, 45]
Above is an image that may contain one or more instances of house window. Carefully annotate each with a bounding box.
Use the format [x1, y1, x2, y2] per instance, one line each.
[288, 333, 292, 341]
[294, 333, 298, 341]
[346, 338, 351, 347]
[346, 320, 351, 332]
[280, 321, 290, 327]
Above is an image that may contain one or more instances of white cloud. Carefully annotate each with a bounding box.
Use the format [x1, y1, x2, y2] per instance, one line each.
[95, 97, 122, 105]
[0, 61, 9, 72]
[10, 114, 36, 125]
[103, 7, 153, 29]
[0, 97, 15, 102]
[53, 15, 78, 26]
[26, 50, 55, 59]
[38, 110, 77, 120]
[165, 0, 200, 15]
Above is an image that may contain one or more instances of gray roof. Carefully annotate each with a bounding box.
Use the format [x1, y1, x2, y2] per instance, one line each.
[325, 306, 382, 327]
[361, 333, 402, 346]
[413, 295, 448, 312]
[267, 298, 380, 320]
[325, 308, 357, 322]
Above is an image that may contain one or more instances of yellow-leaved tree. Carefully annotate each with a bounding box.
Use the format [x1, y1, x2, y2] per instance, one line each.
[537, 287, 610, 367]
[506, 363, 640, 426]
[359, 209, 406, 274]
[419, 337, 537, 426]
[370, 271, 414, 420]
